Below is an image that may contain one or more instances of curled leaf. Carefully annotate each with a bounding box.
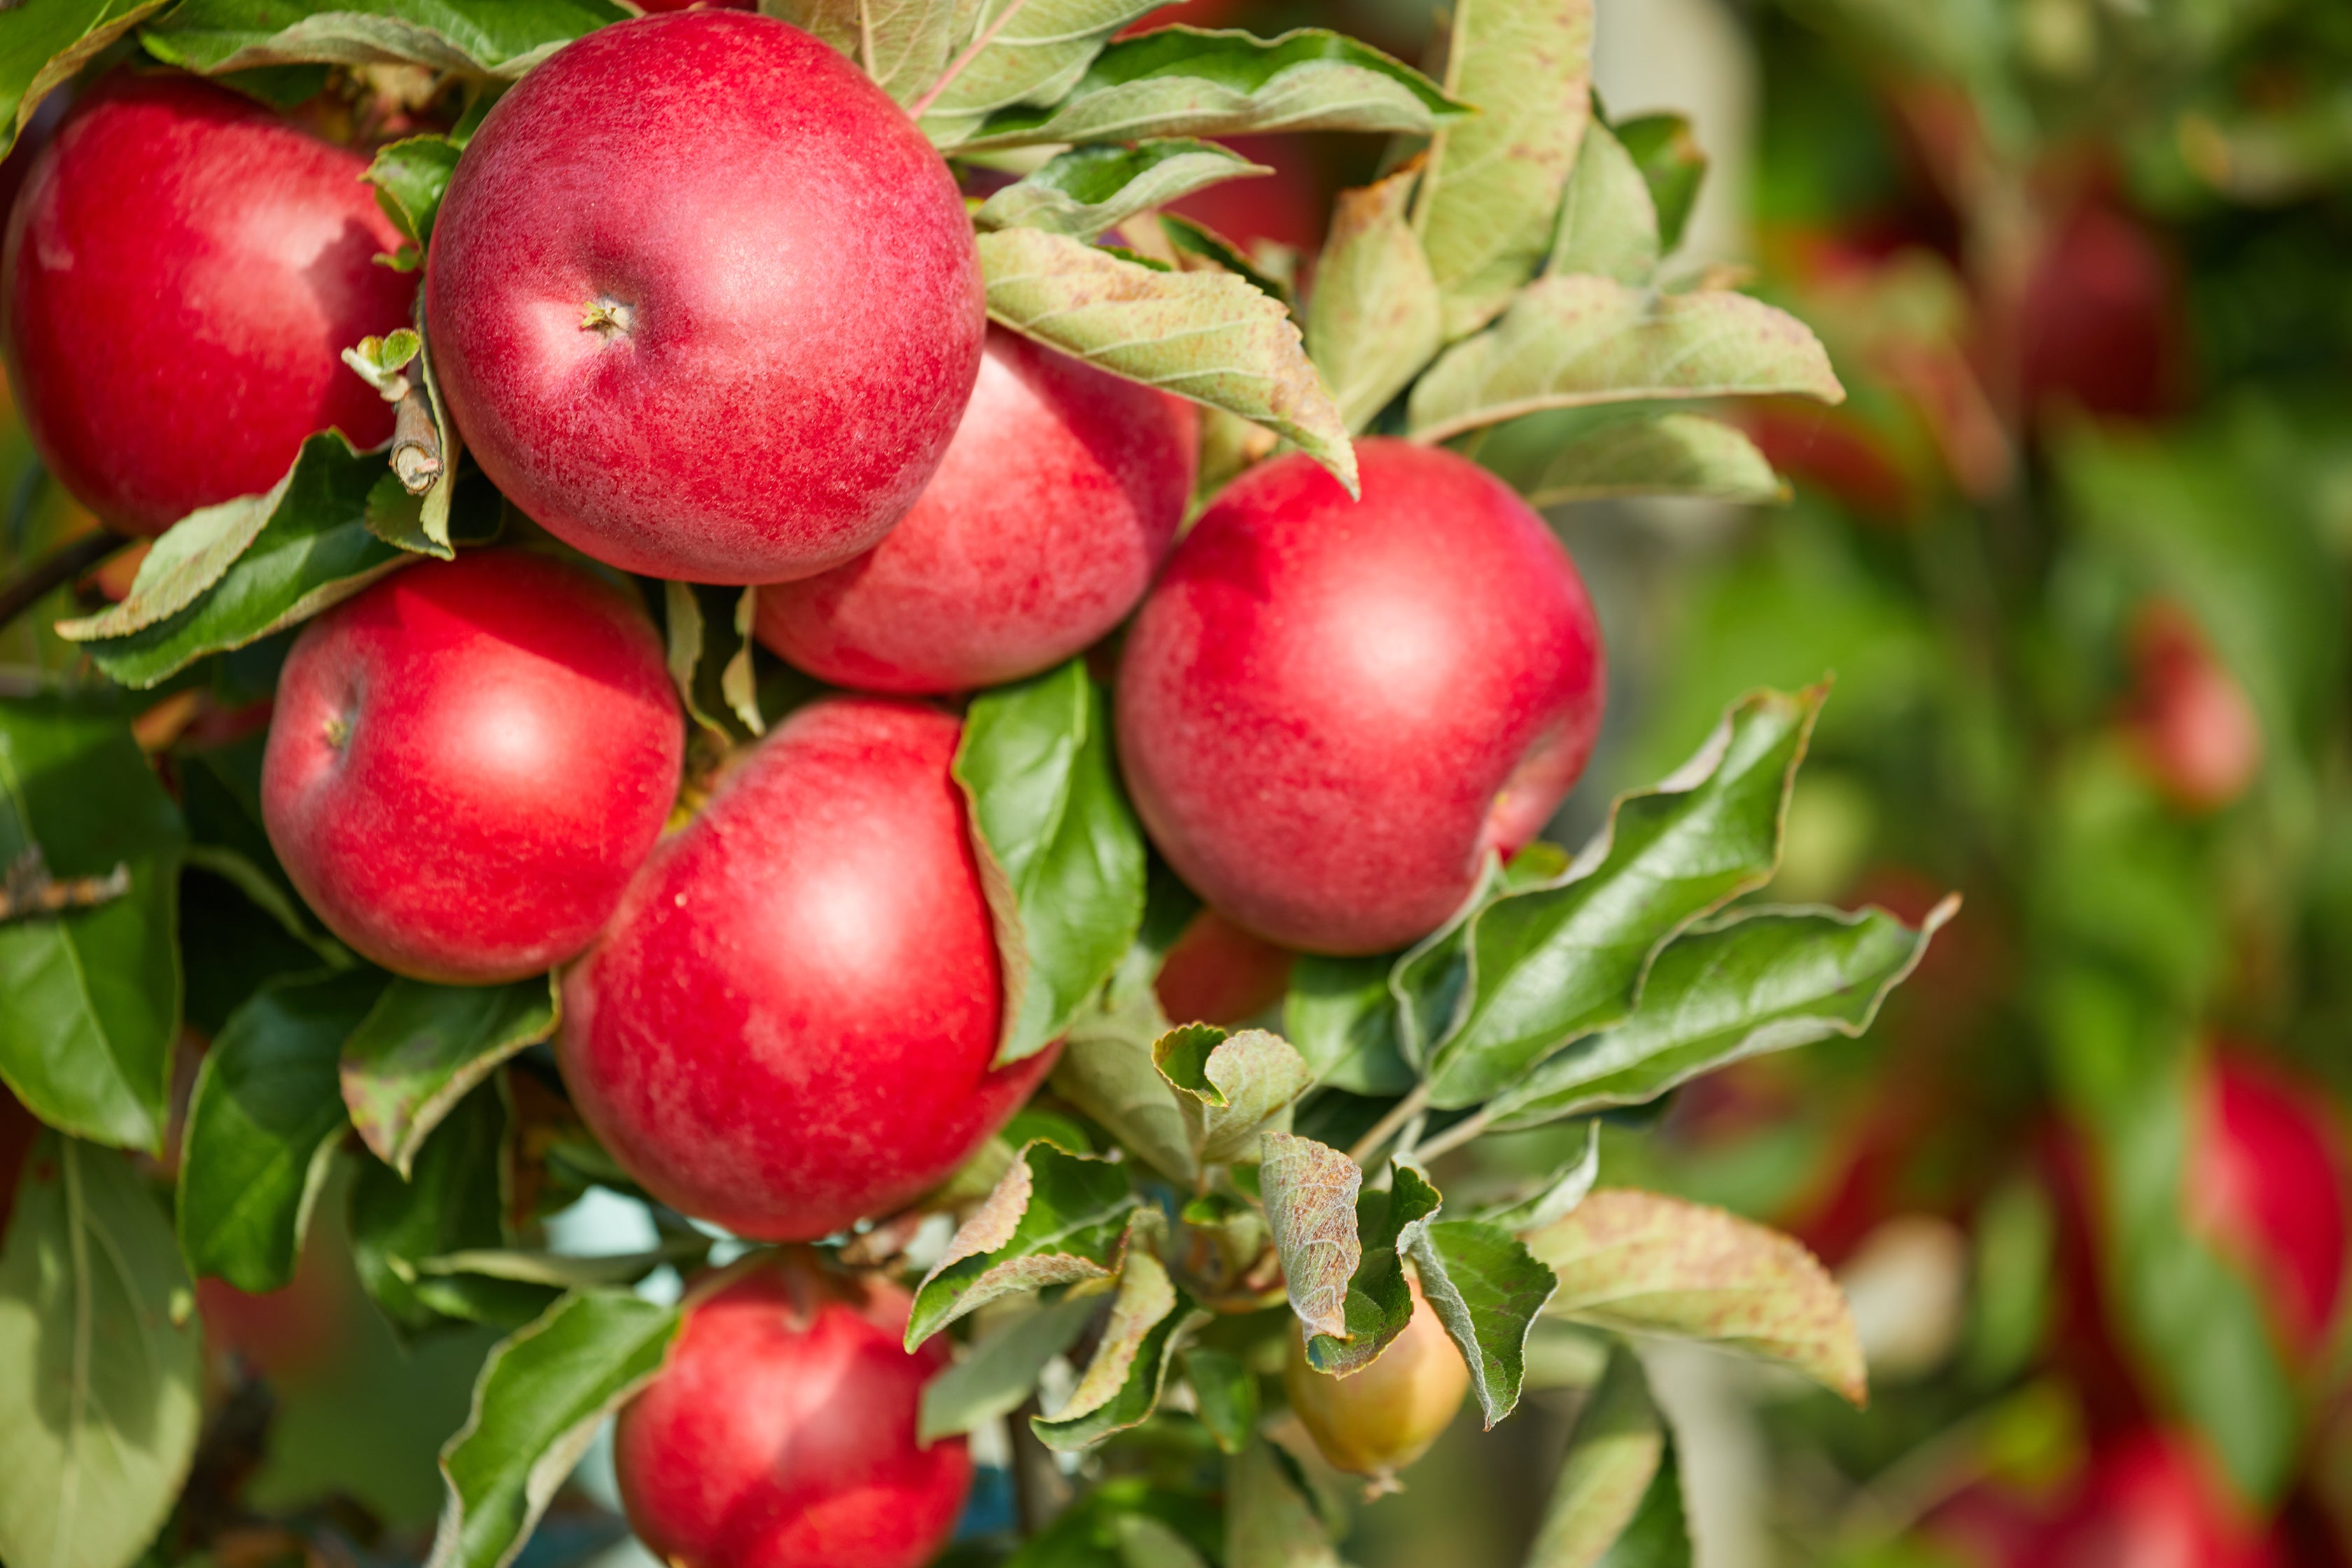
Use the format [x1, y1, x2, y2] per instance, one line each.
[907, 1140, 1138, 1348]
[1154, 1025, 1312, 1164]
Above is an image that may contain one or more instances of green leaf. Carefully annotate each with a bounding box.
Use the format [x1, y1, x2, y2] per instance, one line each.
[762, 0, 961, 104]
[1520, 412, 1786, 507]
[956, 24, 1463, 151]
[350, 1080, 557, 1334]
[977, 139, 1270, 240]
[1307, 167, 1443, 434]
[977, 226, 1355, 495]
[426, 1289, 679, 1568]
[1487, 899, 1954, 1131]
[1390, 855, 1505, 1070]
[0, 0, 171, 160]
[955, 659, 1148, 1067]
[1546, 120, 1660, 286]
[1181, 1345, 1259, 1454]
[1034, 1242, 1209, 1452]
[918, 1289, 1102, 1444]
[368, 134, 462, 248]
[907, 1140, 1138, 1348]
[1474, 1121, 1599, 1232]
[1056, 986, 1200, 1184]
[0, 1135, 203, 1568]
[1160, 211, 1294, 307]
[663, 582, 764, 747]
[56, 433, 427, 688]
[915, 0, 1164, 148]
[1283, 953, 1414, 1095]
[1613, 114, 1706, 257]
[1405, 1217, 1558, 1426]
[340, 974, 559, 1179]
[0, 698, 185, 1152]
[1525, 1345, 1691, 1568]
[178, 969, 386, 1292]
[1527, 1188, 1866, 1404]
[142, 0, 626, 79]
[1414, 0, 1593, 340]
[1226, 1438, 1341, 1568]
[1152, 1025, 1311, 1165]
[1259, 1139, 1441, 1375]
[1424, 685, 1824, 1110]
[1405, 277, 1846, 445]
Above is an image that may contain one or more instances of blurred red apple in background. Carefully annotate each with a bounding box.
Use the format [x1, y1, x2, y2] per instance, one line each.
[2017, 201, 2189, 425]
[1154, 909, 1294, 1027]
[2190, 1054, 2348, 1364]
[2124, 601, 2263, 813]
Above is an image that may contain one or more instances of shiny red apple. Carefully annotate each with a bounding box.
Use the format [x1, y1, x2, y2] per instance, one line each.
[557, 696, 1053, 1240]
[2, 74, 414, 536]
[426, 12, 984, 584]
[617, 1254, 969, 1568]
[2190, 1054, 2348, 1363]
[1116, 438, 1606, 955]
[261, 549, 682, 985]
[754, 327, 1196, 694]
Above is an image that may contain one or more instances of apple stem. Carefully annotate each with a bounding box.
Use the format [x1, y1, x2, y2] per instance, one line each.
[390, 386, 442, 495]
[1408, 1106, 1492, 1166]
[1347, 1083, 1432, 1167]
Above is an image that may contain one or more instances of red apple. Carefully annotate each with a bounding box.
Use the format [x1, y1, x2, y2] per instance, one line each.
[261, 549, 682, 984]
[0, 1086, 36, 1240]
[753, 327, 1196, 694]
[1154, 909, 1294, 1028]
[617, 1253, 969, 1568]
[2042, 1430, 2278, 1567]
[2017, 202, 2188, 424]
[2124, 601, 2262, 813]
[426, 12, 985, 584]
[1115, 438, 1606, 955]
[2190, 1054, 2348, 1363]
[2, 75, 414, 536]
[557, 696, 1054, 1240]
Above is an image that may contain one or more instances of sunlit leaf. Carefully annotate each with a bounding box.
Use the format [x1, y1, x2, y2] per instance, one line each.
[908, 1140, 1138, 1348]
[143, 0, 624, 79]
[1307, 167, 1442, 433]
[978, 139, 1268, 239]
[1525, 1345, 1690, 1568]
[341, 974, 557, 1178]
[916, 0, 1163, 147]
[1153, 1024, 1312, 1165]
[1520, 412, 1786, 507]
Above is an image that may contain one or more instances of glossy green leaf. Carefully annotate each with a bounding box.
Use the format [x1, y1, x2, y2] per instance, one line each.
[1391, 855, 1506, 1070]
[1547, 121, 1660, 285]
[1283, 953, 1414, 1094]
[1035, 1245, 1208, 1452]
[1152, 1024, 1311, 1164]
[1406, 276, 1846, 445]
[1424, 685, 1823, 1110]
[1182, 1345, 1259, 1454]
[918, 1289, 1102, 1444]
[178, 969, 386, 1292]
[908, 1140, 1138, 1348]
[367, 134, 461, 255]
[0, 0, 169, 159]
[1527, 1188, 1866, 1404]
[1308, 168, 1442, 433]
[955, 659, 1148, 1068]
[957, 24, 1463, 150]
[1054, 984, 1199, 1184]
[1414, 0, 1593, 339]
[143, 0, 625, 79]
[1406, 1217, 1558, 1426]
[1476, 1121, 1600, 1233]
[1520, 412, 1786, 507]
[341, 974, 559, 1178]
[977, 139, 1269, 239]
[56, 433, 426, 688]
[0, 1135, 202, 1568]
[426, 1289, 678, 1568]
[1488, 899, 1954, 1131]
[1526, 1346, 1690, 1568]
[0, 698, 185, 1152]
[1613, 113, 1707, 257]
[350, 1081, 557, 1334]
[1226, 1439, 1341, 1568]
[978, 226, 1354, 494]
[915, 0, 1163, 147]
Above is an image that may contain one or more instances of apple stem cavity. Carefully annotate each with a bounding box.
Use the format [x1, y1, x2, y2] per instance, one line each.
[580, 295, 636, 339]
[390, 386, 442, 495]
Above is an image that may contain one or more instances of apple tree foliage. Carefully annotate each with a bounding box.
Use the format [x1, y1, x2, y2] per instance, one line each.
[0, 1, 1952, 1565]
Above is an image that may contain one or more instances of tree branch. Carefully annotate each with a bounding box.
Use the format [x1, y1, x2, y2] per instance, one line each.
[0, 528, 130, 630]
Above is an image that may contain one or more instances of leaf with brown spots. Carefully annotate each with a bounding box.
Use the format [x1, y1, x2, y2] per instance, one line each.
[906, 1140, 1138, 1348]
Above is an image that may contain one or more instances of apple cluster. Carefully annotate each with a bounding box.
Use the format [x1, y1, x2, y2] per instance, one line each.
[4, 11, 1607, 1564]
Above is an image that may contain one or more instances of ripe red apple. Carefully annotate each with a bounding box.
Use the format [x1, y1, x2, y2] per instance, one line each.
[1115, 438, 1606, 955]
[261, 549, 682, 985]
[617, 1253, 969, 1568]
[557, 696, 1054, 1240]
[753, 327, 1196, 694]
[2017, 202, 2188, 424]
[2190, 1054, 2348, 1363]
[426, 12, 985, 584]
[2042, 1431, 2278, 1567]
[2, 75, 414, 536]
[1154, 909, 1294, 1028]
[2124, 601, 2262, 813]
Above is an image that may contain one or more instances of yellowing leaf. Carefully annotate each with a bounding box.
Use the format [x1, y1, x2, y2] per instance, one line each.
[1307, 168, 1443, 433]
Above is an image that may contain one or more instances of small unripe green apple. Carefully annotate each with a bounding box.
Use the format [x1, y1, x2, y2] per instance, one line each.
[1283, 1273, 1468, 1493]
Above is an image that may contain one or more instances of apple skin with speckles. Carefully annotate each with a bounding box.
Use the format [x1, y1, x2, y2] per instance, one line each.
[424, 11, 985, 584]
[617, 1254, 969, 1568]
[557, 696, 1055, 1240]
[755, 326, 1197, 694]
[1116, 438, 1607, 955]
[260, 550, 682, 985]
[2, 75, 414, 536]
